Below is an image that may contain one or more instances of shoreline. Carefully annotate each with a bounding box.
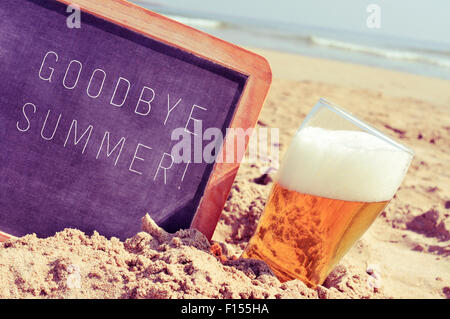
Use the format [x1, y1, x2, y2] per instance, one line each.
[248, 47, 450, 108]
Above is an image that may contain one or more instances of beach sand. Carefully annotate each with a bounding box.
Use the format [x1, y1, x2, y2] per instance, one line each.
[1, 48, 449, 299]
[216, 48, 450, 299]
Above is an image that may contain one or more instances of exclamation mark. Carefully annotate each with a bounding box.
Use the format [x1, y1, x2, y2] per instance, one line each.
[178, 161, 190, 190]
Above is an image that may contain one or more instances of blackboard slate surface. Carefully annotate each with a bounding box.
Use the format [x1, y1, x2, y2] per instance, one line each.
[0, 0, 247, 239]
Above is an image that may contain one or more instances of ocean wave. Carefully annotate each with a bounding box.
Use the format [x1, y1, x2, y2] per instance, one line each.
[308, 36, 450, 69]
[160, 11, 450, 71]
[165, 14, 225, 29]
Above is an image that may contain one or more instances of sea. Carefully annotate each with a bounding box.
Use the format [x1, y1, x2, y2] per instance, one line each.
[131, 1, 450, 80]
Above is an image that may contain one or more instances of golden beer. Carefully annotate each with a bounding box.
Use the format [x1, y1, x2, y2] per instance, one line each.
[242, 182, 389, 286]
[242, 108, 413, 287]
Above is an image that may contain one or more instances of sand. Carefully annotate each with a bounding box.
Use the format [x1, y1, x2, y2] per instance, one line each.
[1, 48, 449, 299]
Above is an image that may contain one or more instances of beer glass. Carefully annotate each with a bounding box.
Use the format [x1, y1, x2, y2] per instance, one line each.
[242, 99, 414, 287]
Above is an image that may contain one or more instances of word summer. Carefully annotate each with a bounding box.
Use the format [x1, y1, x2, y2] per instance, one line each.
[16, 103, 190, 187]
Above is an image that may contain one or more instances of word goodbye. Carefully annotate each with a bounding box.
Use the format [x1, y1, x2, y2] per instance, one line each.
[38, 51, 207, 133]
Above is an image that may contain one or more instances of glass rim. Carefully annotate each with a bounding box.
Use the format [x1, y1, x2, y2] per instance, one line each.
[299, 98, 415, 156]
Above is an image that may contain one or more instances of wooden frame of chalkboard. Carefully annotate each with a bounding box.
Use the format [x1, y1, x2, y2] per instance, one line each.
[0, 0, 271, 242]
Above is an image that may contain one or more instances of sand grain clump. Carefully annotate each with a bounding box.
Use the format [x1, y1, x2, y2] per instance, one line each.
[0, 214, 379, 299]
[0, 215, 315, 298]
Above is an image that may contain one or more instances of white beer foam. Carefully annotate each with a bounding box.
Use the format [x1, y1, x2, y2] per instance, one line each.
[277, 127, 413, 202]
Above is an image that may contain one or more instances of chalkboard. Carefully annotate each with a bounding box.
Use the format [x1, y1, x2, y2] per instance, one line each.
[0, 0, 271, 241]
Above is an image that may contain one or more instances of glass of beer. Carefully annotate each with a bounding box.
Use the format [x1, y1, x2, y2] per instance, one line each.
[242, 99, 414, 287]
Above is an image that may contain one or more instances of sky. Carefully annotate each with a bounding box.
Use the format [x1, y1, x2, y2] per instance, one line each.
[137, 0, 450, 46]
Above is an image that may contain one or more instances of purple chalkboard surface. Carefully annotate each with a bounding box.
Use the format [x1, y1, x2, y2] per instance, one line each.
[0, 0, 247, 239]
